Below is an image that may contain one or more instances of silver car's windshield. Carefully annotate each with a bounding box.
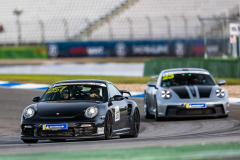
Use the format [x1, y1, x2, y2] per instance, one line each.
[161, 72, 215, 87]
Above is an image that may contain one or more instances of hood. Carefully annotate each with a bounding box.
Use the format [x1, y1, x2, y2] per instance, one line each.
[170, 85, 214, 99]
[37, 101, 97, 117]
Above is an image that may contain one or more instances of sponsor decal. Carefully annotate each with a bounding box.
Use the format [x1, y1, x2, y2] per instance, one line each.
[162, 74, 174, 80]
[186, 103, 206, 108]
[46, 86, 67, 94]
[115, 42, 127, 58]
[174, 41, 185, 57]
[97, 127, 104, 134]
[163, 71, 209, 76]
[48, 44, 59, 58]
[42, 124, 68, 130]
[132, 44, 168, 55]
[115, 106, 120, 122]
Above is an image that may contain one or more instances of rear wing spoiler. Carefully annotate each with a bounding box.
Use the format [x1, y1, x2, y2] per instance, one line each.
[119, 90, 132, 97]
[150, 75, 158, 80]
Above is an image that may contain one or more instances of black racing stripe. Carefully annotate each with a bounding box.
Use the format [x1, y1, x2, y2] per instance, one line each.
[189, 85, 196, 98]
[197, 85, 213, 98]
[171, 86, 190, 99]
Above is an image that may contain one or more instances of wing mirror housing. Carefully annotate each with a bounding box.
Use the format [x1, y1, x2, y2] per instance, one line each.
[113, 95, 125, 101]
[147, 81, 157, 88]
[119, 90, 132, 97]
[32, 96, 40, 102]
[108, 95, 125, 106]
[218, 80, 226, 86]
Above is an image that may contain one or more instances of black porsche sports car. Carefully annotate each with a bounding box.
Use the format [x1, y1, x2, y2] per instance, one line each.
[21, 80, 140, 143]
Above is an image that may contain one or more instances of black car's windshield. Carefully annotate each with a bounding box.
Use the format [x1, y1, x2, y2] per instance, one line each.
[161, 71, 215, 87]
[40, 83, 107, 102]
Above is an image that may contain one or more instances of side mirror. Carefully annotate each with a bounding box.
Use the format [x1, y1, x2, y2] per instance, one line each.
[147, 81, 156, 88]
[119, 90, 132, 97]
[113, 95, 125, 101]
[218, 80, 226, 86]
[32, 96, 40, 102]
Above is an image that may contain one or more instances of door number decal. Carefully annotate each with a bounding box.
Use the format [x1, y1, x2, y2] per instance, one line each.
[115, 106, 120, 122]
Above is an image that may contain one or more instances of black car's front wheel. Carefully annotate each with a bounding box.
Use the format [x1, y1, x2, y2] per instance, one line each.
[104, 111, 113, 140]
[22, 139, 38, 143]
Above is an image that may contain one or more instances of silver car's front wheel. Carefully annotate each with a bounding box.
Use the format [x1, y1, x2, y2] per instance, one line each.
[144, 94, 154, 119]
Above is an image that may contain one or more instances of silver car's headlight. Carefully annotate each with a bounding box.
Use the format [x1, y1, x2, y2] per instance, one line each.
[84, 106, 98, 118]
[23, 107, 35, 118]
[162, 90, 172, 99]
[216, 89, 225, 98]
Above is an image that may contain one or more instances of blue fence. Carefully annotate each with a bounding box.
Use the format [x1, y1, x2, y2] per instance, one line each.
[47, 39, 230, 58]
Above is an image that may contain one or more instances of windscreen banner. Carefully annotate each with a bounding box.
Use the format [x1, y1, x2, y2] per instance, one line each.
[47, 39, 230, 58]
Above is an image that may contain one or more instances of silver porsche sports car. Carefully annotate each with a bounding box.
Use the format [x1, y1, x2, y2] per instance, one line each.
[144, 68, 229, 120]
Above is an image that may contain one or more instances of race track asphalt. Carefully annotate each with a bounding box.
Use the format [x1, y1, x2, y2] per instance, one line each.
[0, 88, 240, 154]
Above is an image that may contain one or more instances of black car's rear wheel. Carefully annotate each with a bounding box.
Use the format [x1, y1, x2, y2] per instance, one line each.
[120, 108, 140, 138]
[22, 139, 38, 143]
[104, 112, 113, 140]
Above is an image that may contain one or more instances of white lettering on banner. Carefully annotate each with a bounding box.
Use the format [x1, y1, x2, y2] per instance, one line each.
[48, 44, 59, 58]
[115, 42, 127, 57]
[87, 46, 104, 56]
[132, 45, 168, 55]
[174, 42, 185, 57]
[115, 106, 120, 122]
[206, 45, 219, 53]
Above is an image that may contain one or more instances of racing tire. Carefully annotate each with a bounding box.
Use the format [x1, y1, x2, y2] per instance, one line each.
[22, 139, 38, 143]
[104, 111, 113, 140]
[154, 100, 161, 121]
[120, 108, 140, 138]
[49, 139, 66, 142]
[144, 94, 154, 119]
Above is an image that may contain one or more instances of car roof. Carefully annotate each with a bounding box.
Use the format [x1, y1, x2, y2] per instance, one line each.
[161, 68, 209, 74]
[53, 79, 110, 85]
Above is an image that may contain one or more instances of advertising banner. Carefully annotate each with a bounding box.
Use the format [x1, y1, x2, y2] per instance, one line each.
[47, 39, 230, 58]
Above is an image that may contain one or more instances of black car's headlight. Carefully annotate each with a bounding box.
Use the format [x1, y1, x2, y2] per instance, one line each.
[216, 89, 225, 98]
[162, 90, 172, 99]
[23, 107, 35, 118]
[84, 106, 98, 118]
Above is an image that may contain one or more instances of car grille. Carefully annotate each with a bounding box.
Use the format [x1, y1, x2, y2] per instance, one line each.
[22, 128, 34, 136]
[37, 126, 95, 137]
[176, 108, 215, 115]
[38, 128, 75, 137]
[166, 104, 224, 116]
[79, 126, 94, 136]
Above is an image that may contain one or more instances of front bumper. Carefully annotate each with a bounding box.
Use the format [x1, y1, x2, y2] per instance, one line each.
[156, 99, 229, 118]
[21, 118, 105, 140]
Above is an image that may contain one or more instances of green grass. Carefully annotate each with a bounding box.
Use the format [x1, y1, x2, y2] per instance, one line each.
[0, 74, 151, 84]
[1, 142, 240, 160]
[0, 74, 239, 85]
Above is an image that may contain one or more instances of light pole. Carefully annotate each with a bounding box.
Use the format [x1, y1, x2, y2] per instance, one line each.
[13, 7, 23, 45]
